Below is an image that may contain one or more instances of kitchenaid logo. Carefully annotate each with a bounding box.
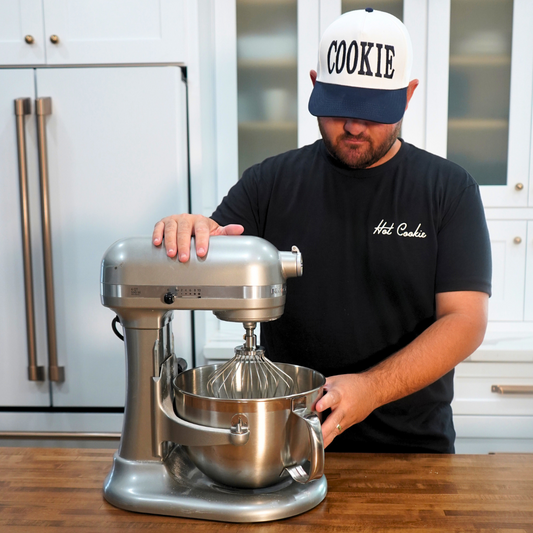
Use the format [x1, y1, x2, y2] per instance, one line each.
[327, 40, 395, 78]
[373, 219, 427, 238]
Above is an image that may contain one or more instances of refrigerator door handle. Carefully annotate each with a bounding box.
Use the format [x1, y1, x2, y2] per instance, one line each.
[15, 98, 45, 382]
[36, 97, 65, 383]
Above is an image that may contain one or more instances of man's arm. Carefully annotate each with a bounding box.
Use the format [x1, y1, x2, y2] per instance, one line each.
[316, 290, 489, 448]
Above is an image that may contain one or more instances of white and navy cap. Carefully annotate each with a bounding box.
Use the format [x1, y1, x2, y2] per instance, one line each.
[308, 8, 413, 124]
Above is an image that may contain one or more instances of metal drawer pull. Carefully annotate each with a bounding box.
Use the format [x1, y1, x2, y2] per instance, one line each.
[491, 385, 533, 395]
[36, 97, 65, 383]
[15, 98, 45, 382]
[0, 431, 120, 441]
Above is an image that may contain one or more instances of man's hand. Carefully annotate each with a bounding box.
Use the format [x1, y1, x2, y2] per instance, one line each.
[315, 374, 378, 448]
[152, 214, 244, 261]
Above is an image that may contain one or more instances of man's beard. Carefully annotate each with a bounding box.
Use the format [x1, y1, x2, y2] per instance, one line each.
[318, 119, 401, 169]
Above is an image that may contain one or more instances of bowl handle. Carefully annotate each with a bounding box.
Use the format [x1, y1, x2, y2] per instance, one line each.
[283, 404, 325, 484]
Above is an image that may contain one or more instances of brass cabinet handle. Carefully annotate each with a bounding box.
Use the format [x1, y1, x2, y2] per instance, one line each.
[14, 98, 45, 382]
[24, 35, 34, 44]
[49, 35, 60, 44]
[35, 97, 65, 383]
[515, 182, 524, 191]
[514, 236, 522, 244]
[491, 385, 533, 395]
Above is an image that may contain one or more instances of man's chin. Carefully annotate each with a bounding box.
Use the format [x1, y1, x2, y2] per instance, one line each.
[335, 149, 375, 169]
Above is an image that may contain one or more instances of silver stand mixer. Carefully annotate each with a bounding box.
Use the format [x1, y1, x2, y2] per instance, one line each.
[100, 236, 328, 522]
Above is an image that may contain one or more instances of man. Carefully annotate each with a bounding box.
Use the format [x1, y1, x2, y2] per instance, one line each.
[152, 9, 491, 453]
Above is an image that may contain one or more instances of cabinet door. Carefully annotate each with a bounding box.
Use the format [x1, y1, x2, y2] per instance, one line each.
[0, 0, 45, 65]
[42, 0, 186, 65]
[439, 0, 533, 207]
[487, 220, 527, 321]
[198, 0, 333, 363]
[35, 67, 191, 407]
[525, 221, 533, 321]
[0, 69, 50, 406]
[236, 0, 299, 176]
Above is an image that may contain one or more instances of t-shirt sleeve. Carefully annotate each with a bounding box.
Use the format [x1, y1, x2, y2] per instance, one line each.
[210, 166, 263, 236]
[435, 183, 492, 296]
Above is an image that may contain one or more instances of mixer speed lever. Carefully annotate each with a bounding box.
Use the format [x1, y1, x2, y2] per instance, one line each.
[163, 291, 174, 304]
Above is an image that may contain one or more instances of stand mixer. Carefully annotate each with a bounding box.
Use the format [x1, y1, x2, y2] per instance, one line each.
[100, 235, 328, 522]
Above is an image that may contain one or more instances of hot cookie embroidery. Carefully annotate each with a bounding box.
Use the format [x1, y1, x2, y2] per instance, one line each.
[373, 220, 427, 239]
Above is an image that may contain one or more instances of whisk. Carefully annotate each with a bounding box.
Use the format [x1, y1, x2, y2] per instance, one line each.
[206, 322, 296, 399]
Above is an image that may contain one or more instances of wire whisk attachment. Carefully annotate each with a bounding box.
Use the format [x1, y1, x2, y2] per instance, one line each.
[206, 322, 295, 399]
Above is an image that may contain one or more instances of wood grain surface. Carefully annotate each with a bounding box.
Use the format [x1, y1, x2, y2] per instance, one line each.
[0, 448, 531, 532]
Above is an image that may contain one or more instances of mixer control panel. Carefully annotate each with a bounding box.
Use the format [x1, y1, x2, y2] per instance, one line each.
[164, 287, 203, 304]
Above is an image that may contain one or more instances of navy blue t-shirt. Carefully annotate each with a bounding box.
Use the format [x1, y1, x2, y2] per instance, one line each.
[212, 139, 492, 453]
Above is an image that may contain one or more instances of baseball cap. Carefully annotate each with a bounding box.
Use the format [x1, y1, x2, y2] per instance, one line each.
[308, 8, 413, 124]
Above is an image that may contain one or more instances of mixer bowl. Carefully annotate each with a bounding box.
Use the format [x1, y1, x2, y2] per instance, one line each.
[173, 363, 325, 489]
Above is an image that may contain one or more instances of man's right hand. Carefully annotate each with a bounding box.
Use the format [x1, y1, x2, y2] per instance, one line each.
[152, 214, 244, 262]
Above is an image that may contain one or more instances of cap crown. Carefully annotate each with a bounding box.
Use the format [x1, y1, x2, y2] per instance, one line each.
[316, 9, 412, 91]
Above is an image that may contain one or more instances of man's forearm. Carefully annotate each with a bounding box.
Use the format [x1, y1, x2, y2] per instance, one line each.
[362, 296, 488, 410]
[316, 291, 489, 447]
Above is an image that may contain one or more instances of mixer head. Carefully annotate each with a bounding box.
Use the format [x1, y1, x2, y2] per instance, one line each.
[100, 236, 303, 328]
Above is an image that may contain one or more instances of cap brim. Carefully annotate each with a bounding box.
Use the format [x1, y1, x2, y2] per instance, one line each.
[308, 80, 407, 124]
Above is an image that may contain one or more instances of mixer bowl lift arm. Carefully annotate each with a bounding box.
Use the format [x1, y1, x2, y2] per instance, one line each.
[152, 354, 250, 455]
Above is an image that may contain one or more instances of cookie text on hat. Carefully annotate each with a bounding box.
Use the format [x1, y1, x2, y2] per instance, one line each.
[327, 40, 395, 79]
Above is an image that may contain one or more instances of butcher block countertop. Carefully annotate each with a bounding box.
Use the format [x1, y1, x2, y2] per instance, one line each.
[0, 448, 531, 532]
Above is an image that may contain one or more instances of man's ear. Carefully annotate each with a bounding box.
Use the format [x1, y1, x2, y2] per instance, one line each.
[310, 70, 317, 87]
[405, 79, 419, 110]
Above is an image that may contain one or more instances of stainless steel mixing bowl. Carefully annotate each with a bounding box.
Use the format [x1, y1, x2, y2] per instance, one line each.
[173, 363, 325, 489]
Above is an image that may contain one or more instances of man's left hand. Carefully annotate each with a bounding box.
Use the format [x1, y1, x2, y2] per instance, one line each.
[315, 373, 377, 448]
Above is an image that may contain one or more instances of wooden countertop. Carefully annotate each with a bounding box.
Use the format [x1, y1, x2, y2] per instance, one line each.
[0, 448, 531, 531]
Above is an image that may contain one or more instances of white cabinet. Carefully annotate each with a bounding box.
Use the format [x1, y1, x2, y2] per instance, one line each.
[0, 0, 46, 65]
[195, 0, 337, 363]
[423, 0, 533, 208]
[453, 362, 533, 453]
[416, 0, 533, 452]
[0, 66, 192, 408]
[486, 220, 527, 321]
[525, 221, 533, 321]
[0, 0, 187, 66]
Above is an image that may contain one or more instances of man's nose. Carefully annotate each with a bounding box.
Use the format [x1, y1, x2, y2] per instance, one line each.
[344, 118, 368, 135]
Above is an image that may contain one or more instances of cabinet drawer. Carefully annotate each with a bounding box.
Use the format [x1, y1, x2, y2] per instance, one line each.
[454, 415, 533, 439]
[454, 378, 533, 415]
[456, 438, 533, 454]
[454, 362, 533, 415]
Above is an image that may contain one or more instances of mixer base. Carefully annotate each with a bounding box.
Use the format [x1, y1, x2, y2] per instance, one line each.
[103, 445, 328, 523]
